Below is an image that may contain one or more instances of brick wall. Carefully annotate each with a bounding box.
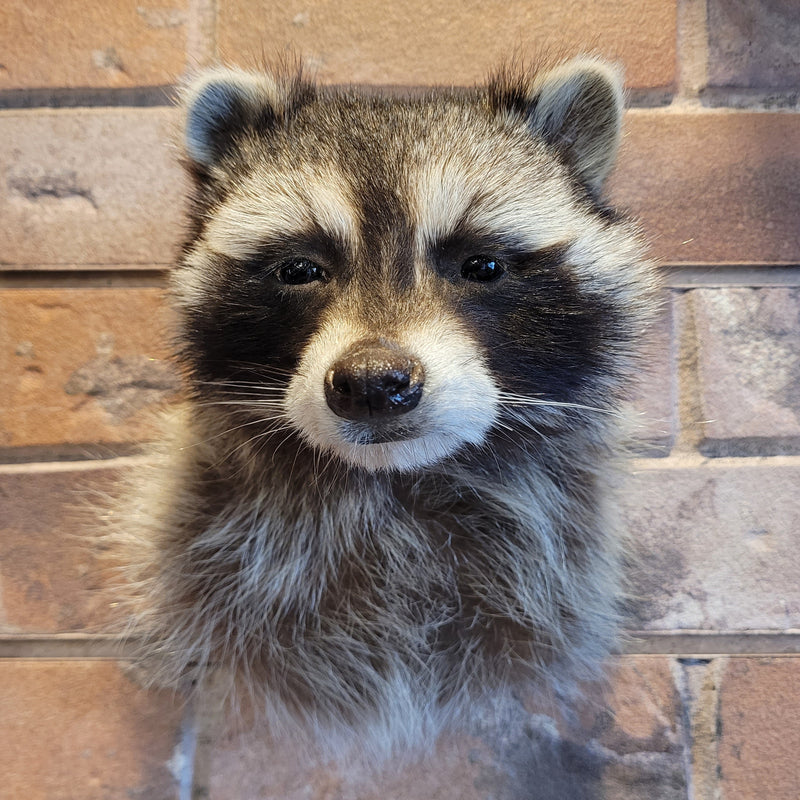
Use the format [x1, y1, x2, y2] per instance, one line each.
[1, 1, 799, 797]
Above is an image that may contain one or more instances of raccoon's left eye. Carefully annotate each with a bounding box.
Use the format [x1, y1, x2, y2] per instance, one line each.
[461, 255, 505, 282]
[277, 258, 327, 285]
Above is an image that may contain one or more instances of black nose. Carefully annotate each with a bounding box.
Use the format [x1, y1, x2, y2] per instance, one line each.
[324, 340, 425, 420]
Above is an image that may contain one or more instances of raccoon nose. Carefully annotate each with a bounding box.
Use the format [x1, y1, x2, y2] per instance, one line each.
[325, 341, 425, 420]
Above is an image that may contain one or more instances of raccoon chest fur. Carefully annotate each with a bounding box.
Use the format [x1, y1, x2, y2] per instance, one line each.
[115, 55, 658, 755]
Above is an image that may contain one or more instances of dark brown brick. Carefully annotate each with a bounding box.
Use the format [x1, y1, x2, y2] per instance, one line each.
[608, 111, 800, 264]
[218, 0, 676, 89]
[0, 660, 183, 800]
[0, 464, 126, 634]
[718, 657, 800, 800]
[690, 288, 800, 455]
[0, 0, 190, 90]
[0, 109, 182, 267]
[0, 288, 177, 448]
[625, 462, 800, 631]
[707, 0, 800, 90]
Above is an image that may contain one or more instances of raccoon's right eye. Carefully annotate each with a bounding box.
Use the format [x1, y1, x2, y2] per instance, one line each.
[277, 258, 327, 285]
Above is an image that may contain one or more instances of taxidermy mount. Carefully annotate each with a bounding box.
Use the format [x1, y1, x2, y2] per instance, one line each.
[110, 54, 658, 756]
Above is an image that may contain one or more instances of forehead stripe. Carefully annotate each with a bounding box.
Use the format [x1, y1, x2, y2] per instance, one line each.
[204, 169, 359, 260]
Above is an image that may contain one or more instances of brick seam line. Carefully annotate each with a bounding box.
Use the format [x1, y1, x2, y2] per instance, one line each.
[1, 91, 800, 112]
[2, 632, 800, 659]
[672, 656, 724, 800]
[676, 0, 709, 104]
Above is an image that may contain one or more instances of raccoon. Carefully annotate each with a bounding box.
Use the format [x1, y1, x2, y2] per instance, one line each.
[113, 55, 658, 756]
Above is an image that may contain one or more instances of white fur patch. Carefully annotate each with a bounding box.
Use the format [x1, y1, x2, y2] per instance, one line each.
[284, 312, 499, 471]
[204, 165, 359, 261]
[409, 147, 584, 259]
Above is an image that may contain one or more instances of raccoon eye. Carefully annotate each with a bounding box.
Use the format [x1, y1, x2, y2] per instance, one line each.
[461, 255, 505, 282]
[277, 258, 326, 285]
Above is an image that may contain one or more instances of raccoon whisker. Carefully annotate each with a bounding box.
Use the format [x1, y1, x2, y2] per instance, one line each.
[497, 392, 620, 417]
[218, 424, 298, 477]
[489, 418, 515, 433]
[195, 381, 289, 393]
[312, 449, 339, 492]
[193, 402, 287, 414]
[198, 387, 288, 397]
[493, 411, 548, 442]
[226, 361, 295, 377]
[193, 399, 286, 408]
[267, 426, 305, 467]
[189, 417, 294, 451]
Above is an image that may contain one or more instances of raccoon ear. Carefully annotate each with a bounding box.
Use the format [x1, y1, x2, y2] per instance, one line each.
[526, 57, 625, 193]
[182, 67, 310, 171]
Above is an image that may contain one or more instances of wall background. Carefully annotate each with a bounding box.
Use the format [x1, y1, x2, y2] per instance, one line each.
[1, 1, 799, 797]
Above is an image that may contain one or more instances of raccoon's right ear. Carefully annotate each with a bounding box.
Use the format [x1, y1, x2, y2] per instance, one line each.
[492, 57, 625, 193]
[182, 67, 313, 172]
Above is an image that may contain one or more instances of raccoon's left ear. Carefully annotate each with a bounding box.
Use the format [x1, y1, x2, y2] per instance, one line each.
[498, 57, 625, 193]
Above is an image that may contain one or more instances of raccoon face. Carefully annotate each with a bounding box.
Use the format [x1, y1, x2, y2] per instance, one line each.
[174, 59, 645, 472]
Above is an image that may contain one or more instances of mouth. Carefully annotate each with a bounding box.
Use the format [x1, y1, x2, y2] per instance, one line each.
[339, 421, 423, 445]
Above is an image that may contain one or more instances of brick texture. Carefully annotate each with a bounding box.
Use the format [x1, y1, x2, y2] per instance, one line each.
[217, 0, 677, 89]
[0, 109, 182, 267]
[0, 288, 177, 449]
[625, 463, 800, 630]
[689, 288, 800, 454]
[718, 657, 800, 799]
[707, 0, 800, 89]
[608, 111, 800, 264]
[631, 294, 676, 453]
[200, 656, 685, 800]
[1, 3, 799, 798]
[0, 465, 124, 634]
[0, 0, 189, 90]
[0, 660, 183, 800]
[5, 109, 797, 270]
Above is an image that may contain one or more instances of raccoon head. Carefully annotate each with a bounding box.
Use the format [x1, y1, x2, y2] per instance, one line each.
[173, 58, 645, 472]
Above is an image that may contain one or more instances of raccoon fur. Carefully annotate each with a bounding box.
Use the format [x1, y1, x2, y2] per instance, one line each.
[113, 55, 658, 756]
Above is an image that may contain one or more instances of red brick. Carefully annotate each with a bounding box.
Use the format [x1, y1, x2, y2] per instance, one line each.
[707, 0, 800, 90]
[199, 655, 685, 799]
[0, 464, 126, 634]
[608, 111, 800, 264]
[0, 660, 183, 800]
[0, 0, 190, 90]
[217, 0, 676, 89]
[0, 288, 177, 448]
[6, 108, 797, 271]
[625, 462, 800, 631]
[0, 109, 183, 267]
[690, 288, 800, 453]
[718, 657, 800, 799]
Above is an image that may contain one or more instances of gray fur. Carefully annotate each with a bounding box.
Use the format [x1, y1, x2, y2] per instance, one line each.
[108, 56, 659, 760]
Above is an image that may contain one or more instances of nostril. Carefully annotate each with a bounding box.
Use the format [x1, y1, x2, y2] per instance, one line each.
[330, 370, 353, 395]
[382, 370, 410, 396]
